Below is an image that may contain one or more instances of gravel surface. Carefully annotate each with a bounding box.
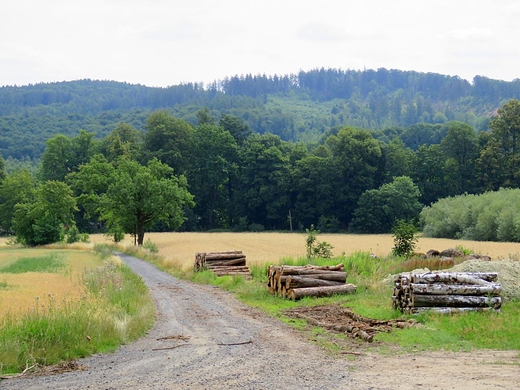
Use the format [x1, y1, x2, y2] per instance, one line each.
[2, 253, 353, 390]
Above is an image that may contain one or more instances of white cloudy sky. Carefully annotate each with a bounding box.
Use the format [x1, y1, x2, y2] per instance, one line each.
[1, 0, 519, 87]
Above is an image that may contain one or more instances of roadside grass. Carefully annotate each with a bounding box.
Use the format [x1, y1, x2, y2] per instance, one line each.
[0, 246, 155, 376]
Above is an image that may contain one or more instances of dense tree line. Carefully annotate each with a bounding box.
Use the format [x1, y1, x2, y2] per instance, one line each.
[2, 99, 520, 245]
[2, 69, 520, 162]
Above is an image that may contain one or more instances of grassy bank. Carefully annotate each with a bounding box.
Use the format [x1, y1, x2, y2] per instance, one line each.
[0, 246, 155, 375]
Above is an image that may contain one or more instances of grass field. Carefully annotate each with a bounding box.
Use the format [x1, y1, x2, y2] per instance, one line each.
[86, 232, 520, 270]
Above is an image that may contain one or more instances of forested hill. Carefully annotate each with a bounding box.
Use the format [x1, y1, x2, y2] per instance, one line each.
[1, 68, 520, 161]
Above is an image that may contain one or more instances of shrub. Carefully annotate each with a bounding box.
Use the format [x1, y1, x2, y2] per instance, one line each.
[143, 238, 158, 253]
[392, 219, 417, 258]
[305, 225, 334, 260]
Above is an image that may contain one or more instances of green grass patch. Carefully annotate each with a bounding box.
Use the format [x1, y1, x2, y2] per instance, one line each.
[0, 253, 65, 274]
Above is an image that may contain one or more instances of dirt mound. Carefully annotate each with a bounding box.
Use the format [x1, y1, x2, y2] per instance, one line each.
[446, 259, 520, 300]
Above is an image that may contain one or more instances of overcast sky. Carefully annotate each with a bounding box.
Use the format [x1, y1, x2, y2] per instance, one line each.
[2, 0, 519, 88]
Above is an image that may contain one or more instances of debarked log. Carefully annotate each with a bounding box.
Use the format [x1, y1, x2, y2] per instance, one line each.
[408, 307, 501, 314]
[410, 283, 502, 296]
[288, 284, 357, 300]
[410, 272, 498, 285]
[204, 252, 244, 261]
[412, 294, 502, 308]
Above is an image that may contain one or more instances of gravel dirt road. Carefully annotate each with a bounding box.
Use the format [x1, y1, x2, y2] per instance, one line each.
[2, 253, 519, 389]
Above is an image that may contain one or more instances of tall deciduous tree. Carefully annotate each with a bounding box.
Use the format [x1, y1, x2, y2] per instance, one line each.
[143, 111, 194, 174]
[238, 134, 291, 229]
[13, 181, 77, 246]
[188, 124, 238, 229]
[325, 127, 382, 226]
[440, 121, 479, 194]
[0, 169, 35, 232]
[99, 123, 142, 162]
[352, 176, 422, 233]
[479, 99, 520, 188]
[99, 158, 193, 245]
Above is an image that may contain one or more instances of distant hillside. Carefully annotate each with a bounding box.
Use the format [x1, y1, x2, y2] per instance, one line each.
[1, 68, 520, 160]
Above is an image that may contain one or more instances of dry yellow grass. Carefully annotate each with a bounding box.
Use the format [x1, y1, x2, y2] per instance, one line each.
[88, 232, 520, 270]
[0, 249, 104, 317]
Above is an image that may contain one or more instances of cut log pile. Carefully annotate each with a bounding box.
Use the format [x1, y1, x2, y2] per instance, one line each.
[194, 251, 251, 279]
[267, 263, 356, 300]
[393, 271, 502, 314]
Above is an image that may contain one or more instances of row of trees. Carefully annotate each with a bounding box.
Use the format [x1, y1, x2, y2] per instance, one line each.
[1, 99, 520, 245]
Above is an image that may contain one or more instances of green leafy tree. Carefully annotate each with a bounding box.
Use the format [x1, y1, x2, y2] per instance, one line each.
[187, 124, 238, 229]
[412, 144, 449, 205]
[195, 107, 215, 125]
[218, 114, 252, 146]
[13, 181, 77, 246]
[66, 154, 116, 230]
[99, 158, 194, 245]
[0, 169, 36, 232]
[0, 154, 6, 182]
[479, 99, 520, 188]
[383, 138, 416, 182]
[39, 134, 73, 182]
[325, 127, 382, 225]
[440, 121, 479, 194]
[39, 131, 97, 182]
[99, 123, 142, 162]
[143, 111, 194, 174]
[237, 134, 291, 229]
[352, 176, 422, 233]
[291, 155, 337, 229]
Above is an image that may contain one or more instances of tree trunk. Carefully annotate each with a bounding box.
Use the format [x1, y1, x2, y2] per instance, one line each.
[286, 276, 345, 289]
[288, 284, 357, 300]
[410, 283, 502, 296]
[137, 223, 145, 246]
[410, 272, 498, 284]
[412, 294, 502, 308]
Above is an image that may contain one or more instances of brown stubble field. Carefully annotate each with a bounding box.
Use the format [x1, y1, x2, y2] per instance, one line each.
[89, 232, 520, 270]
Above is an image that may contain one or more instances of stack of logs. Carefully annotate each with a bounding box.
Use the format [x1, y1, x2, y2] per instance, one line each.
[267, 263, 356, 300]
[194, 251, 251, 279]
[393, 271, 502, 314]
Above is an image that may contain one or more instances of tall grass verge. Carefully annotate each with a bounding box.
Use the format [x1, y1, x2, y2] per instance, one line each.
[0, 258, 155, 375]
